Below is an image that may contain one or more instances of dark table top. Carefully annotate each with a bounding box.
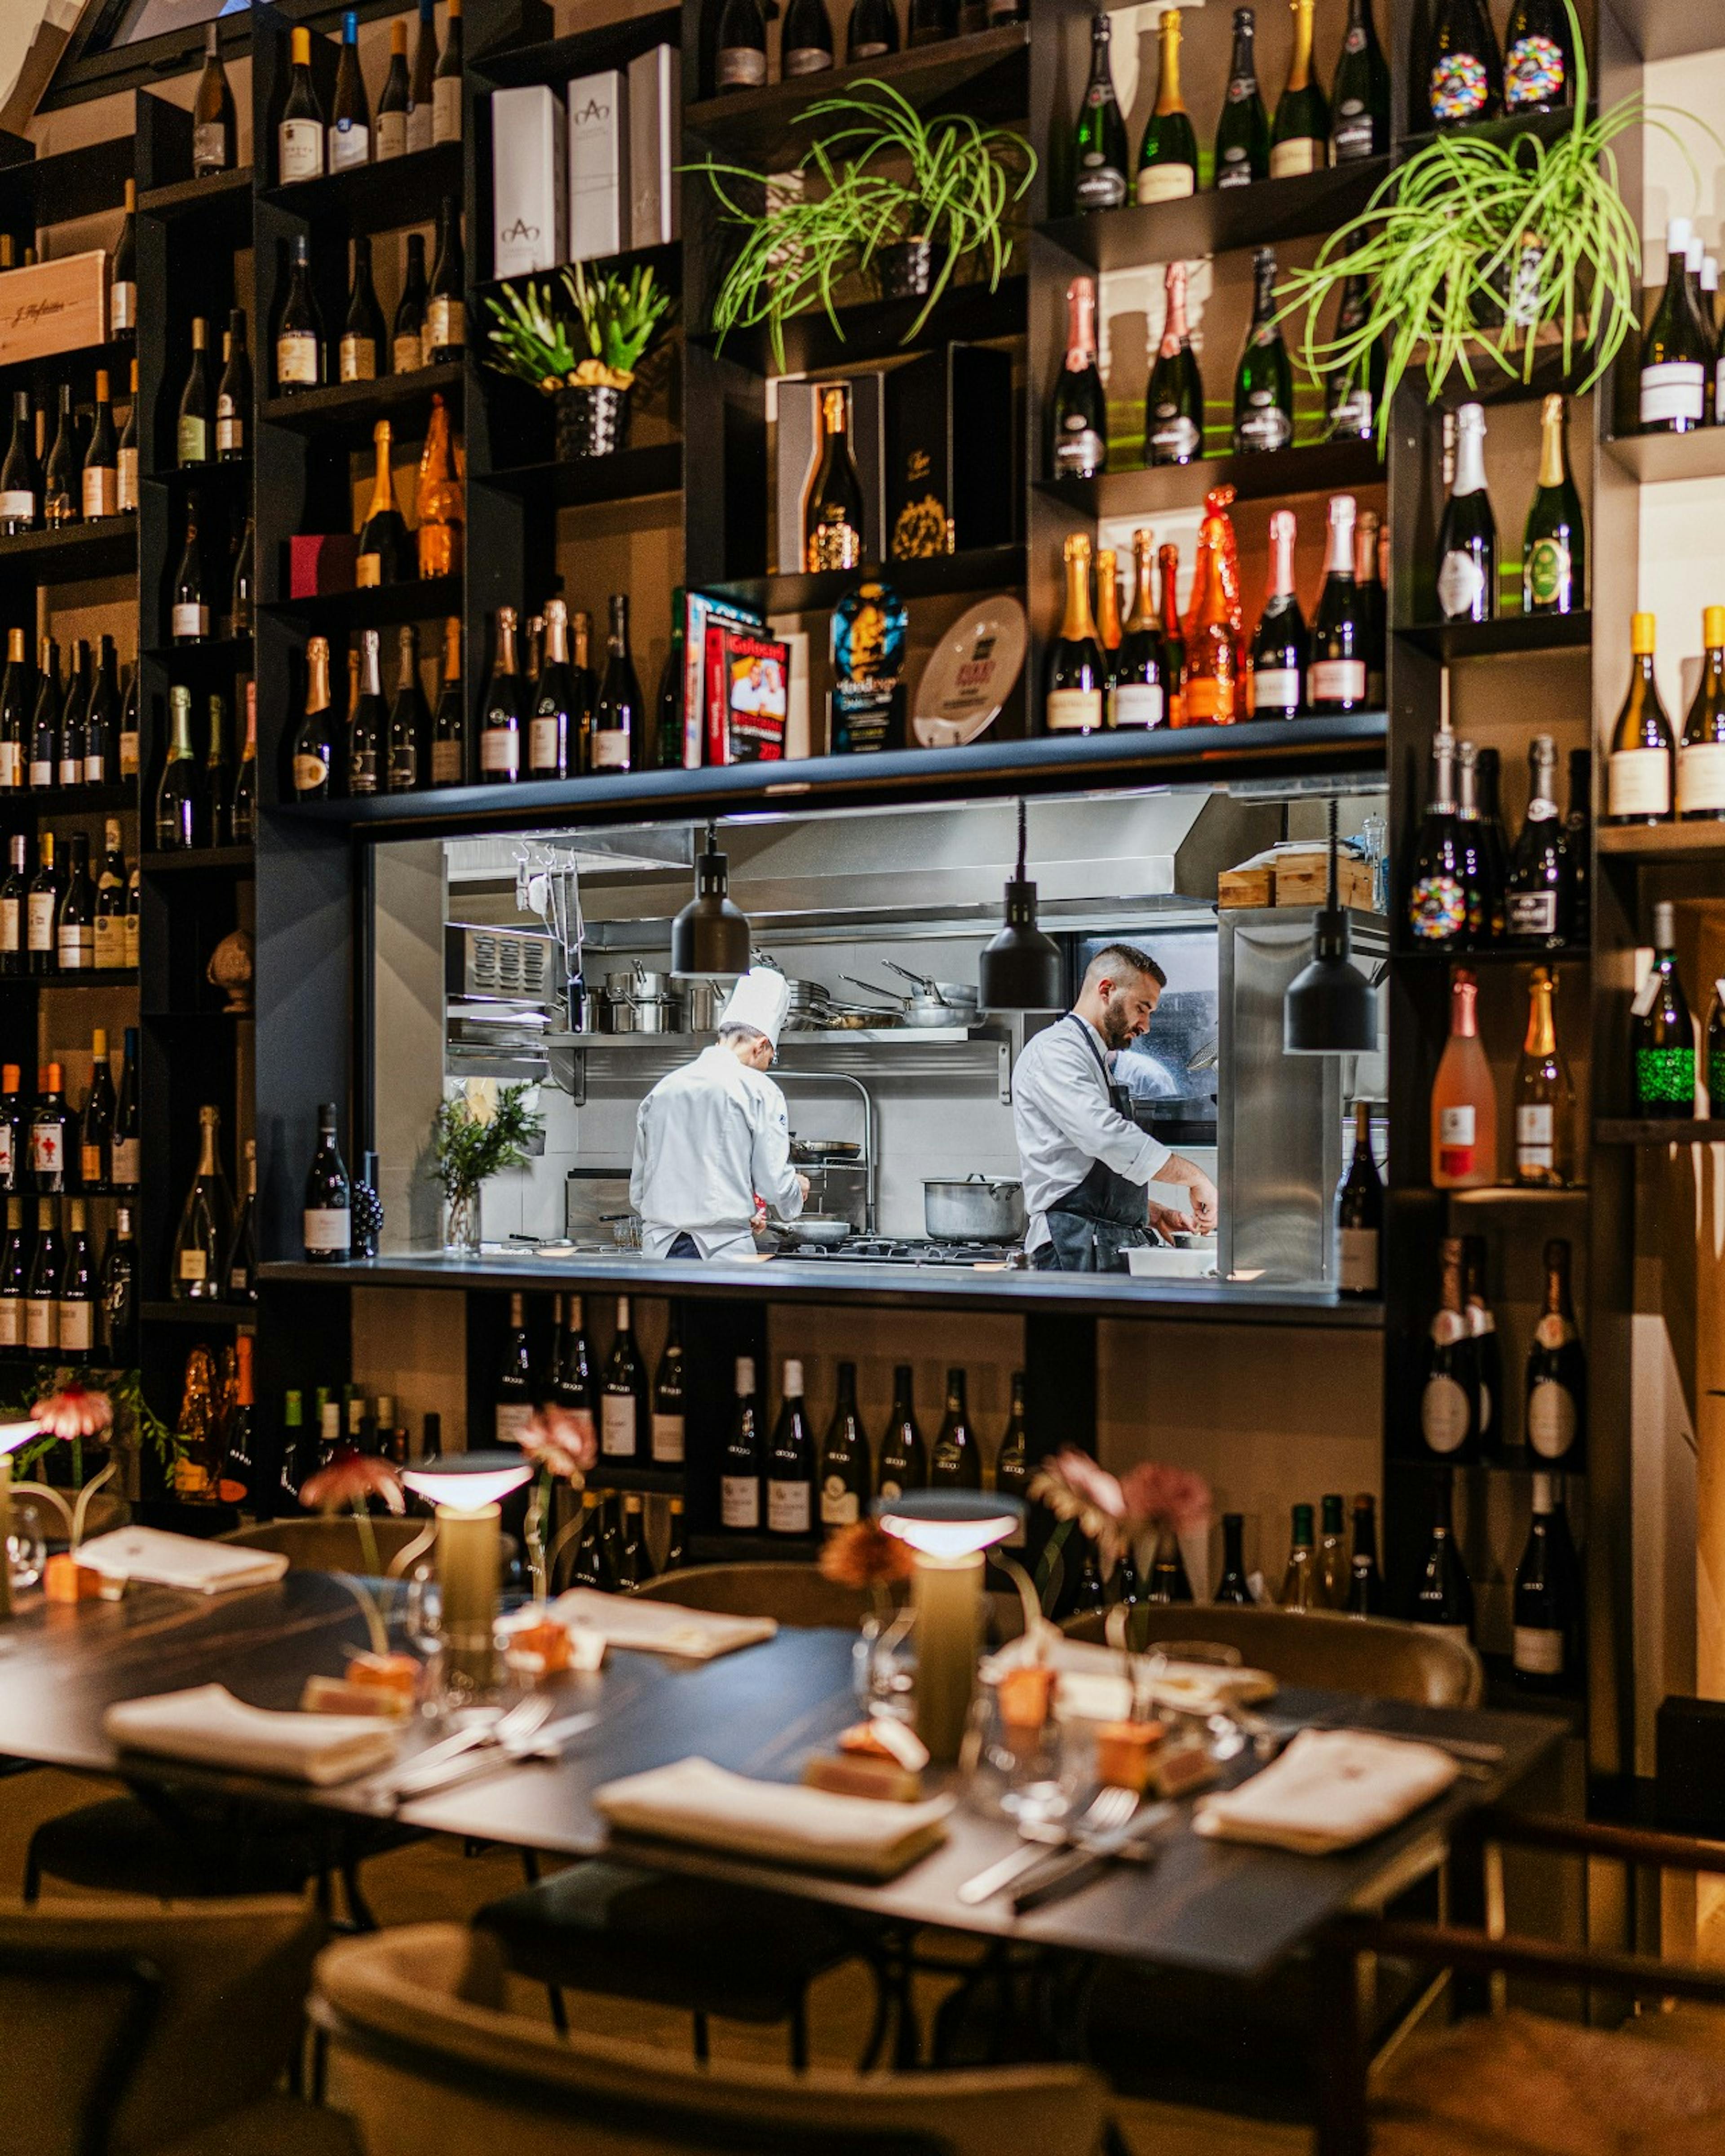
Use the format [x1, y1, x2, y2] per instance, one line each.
[0, 1572, 1562, 1980]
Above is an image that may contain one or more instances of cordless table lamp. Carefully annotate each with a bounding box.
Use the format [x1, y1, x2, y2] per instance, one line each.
[400, 1453, 533, 1688]
[875, 1489, 1026, 1764]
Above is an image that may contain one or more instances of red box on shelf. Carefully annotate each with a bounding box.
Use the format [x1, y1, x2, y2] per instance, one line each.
[703, 625, 790, 764]
[289, 534, 359, 598]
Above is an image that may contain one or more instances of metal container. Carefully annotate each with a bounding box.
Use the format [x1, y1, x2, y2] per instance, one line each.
[922, 1175, 1026, 1244]
[598, 993, 638, 1034]
[682, 978, 725, 1033]
[631, 994, 680, 1035]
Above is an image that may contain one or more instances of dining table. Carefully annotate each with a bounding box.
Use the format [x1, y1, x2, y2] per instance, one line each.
[0, 1569, 1566, 2148]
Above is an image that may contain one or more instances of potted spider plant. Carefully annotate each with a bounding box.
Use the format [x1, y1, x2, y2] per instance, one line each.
[484, 261, 672, 458]
[691, 81, 1033, 374]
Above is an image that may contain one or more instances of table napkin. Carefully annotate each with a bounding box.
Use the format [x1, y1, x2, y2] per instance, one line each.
[984, 1635, 1278, 1724]
[595, 1756, 953, 1879]
[104, 1684, 403, 1785]
[75, 1528, 290, 1596]
[1192, 1728, 1459, 1855]
[550, 1590, 777, 1661]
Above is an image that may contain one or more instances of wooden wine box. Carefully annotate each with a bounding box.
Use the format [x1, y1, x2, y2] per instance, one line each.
[0, 251, 107, 367]
[1219, 846, 1378, 911]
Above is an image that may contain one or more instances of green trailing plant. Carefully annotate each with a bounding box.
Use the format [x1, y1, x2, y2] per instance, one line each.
[484, 262, 672, 393]
[1279, 2, 1716, 426]
[691, 80, 1034, 372]
[429, 1083, 545, 1206]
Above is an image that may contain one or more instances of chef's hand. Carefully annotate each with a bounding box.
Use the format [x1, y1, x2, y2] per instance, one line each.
[795, 1173, 812, 1202]
[1188, 1172, 1219, 1235]
[752, 1196, 769, 1231]
[1146, 1200, 1196, 1244]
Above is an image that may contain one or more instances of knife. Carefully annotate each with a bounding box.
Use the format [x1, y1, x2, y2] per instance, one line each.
[1009, 1802, 1174, 1915]
[392, 1713, 598, 1801]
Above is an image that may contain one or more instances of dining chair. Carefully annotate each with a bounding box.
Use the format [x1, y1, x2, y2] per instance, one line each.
[221, 1518, 435, 1574]
[0, 1893, 357, 2156]
[312, 1922, 1109, 2156]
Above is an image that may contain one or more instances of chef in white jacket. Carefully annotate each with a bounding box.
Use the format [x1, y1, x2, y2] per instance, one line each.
[630, 968, 810, 1260]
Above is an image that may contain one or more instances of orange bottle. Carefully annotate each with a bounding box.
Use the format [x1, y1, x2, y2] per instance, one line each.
[1180, 485, 1243, 725]
[1432, 966, 1498, 1188]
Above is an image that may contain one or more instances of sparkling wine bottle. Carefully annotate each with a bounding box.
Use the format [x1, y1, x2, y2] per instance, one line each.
[1180, 486, 1242, 726]
[1051, 276, 1106, 480]
[480, 606, 522, 783]
[1214, 8, 1270, 190]
[1270, 0, 1328, 175]
[1309, 494, 1370, 712]
[1073, 13, 1130, 210]
[1335, 1097, 1382, 1294]
[1425, 0, 1502, 128]
[766, 1359, 816, 1534]
[818, 1361, 871, 1525]
[1435, 402, 1495, 622]
[1412, 1473, 1474, 1635]
[1631, 899, 1694, 1118]
[303, 1101, 351, 1262]
[1135, 6, 1197, 204]
[1503, 0, 1574, 113]
[721, 1356, 763, 1531]
[1431, 969, 1496, 1188]
[1146, 261, 1203, 466]
[1330, 0, 1390, 160]
[1233, 247, 1293, 452]
[929, 1366, 981, 1489]
[1112, 530, 1164, 728]
[173, 1104, 233, 1299]
[1044, 532, 1106, 734]
[1513, 964, 1574, 1185]
[1512, 1473, 1580, 1690]
[1525, 1239, 1586, 1464]
[1523, 394, 1583, 615]
[1249, 507, 1306, 719]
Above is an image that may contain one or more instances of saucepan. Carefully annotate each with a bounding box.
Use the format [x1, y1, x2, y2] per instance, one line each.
[756, 1213, 854, 1252]
[789, 1137, 863, 1165]
[682, 977, 725, 1033]
[842, 976, 981, 1030]
[923, 1175, 1026, 1244]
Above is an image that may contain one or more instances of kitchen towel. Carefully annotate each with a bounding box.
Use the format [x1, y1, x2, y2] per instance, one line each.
[550, 1589, 777, 1661]
[75, 1528, 291, 1595]
[104, 1684, 403, 1785]
[595, 1756, 953, 1878]
[1192, 1728, 1459, 1855]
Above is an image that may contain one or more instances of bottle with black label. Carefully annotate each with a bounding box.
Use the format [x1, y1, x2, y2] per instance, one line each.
[1330, 0, 1389, 159]
[1051, 276, 1106, 480]
[601, 1295, 646, 1459]
[347, 629, 385, 797]
[111, 1030, 139, 1189]
[818, 1360, 871, 1526]
[226, 1138, 257, 1302]
[929, 1366, 981, 1488]
[1073, 13, 1129, 210]
[1213, 1512, 1252, 1603]
[387, 625, 427, 793]
[1214, 9, 1269, 190]
[766, 1360, 815, 1536]
[651, 1306, 685, 1465]
[1512, 1472, 1580, 1690]
[1412, 1472, 1474, 1636]
[1335, 1100, 1382, 1295]
[993, 1370, 1029, 1544]
[722, 1355, 763, 1531]
[1462, 1235, 1503, 1454]
[101, 1204, 136, 1364]
[1325, 270, 1384, 441]
[1344, 1493, 1387, 1614]
[876, 1363, 925, 1498]
[1233, 248, 1292, 452]
[493, 1292, 533, 1446]
[302, 1101, 351, 1263]
[1419, 1237, 1479, 1461]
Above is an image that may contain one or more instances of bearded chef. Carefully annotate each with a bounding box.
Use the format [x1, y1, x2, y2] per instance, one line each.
[630, 967, 811, 1260]
[1012, 943, 1219, 1272]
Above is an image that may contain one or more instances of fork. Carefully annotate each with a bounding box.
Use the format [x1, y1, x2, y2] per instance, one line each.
[383, 1692, 558, 1798]
[956, 1784, 1139, 1906]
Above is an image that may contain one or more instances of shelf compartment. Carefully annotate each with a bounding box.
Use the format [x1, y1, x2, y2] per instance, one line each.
[1039, 438, 1382, 520]
[1595, 821, 1725, 860]
[475, 5, 679, 93]
[694, 273, 1026, 380]
[1604, 429, 1725, 486]
[716, 542, 1023, 619]
[0, 135, 133, 230]
[0, 520, 137, 585]
[0, 784, 138, 817]
[141, 846, 256, 875]
[1595, 1119, 1725, 1145]
[261, 575, 463, 632]
[684, 25, 1030, 170]
[1039, 157, 1391, 275]
[1445, 1184, 1592, 1203]
[139, 639, 253, 671]
[147, 456, 253, 493]
[0, 968, 138, 989]
[1613, 0, 1721, 60]
[584, 1462, 688, 1496]
[260, 363, 464, 441]
[1398, 611, 1592, 661]
[140, 1300, 256, 1327]
[138, 167, 254, 238]
[259, 141, 464, 236]
[474, 441, 682, 510]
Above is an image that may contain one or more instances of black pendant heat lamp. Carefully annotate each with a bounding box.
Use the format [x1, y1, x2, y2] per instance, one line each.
[978, 800, 1063, 1013]
[670, 821, 752, 978]
[1283, 798, 1379, 1055]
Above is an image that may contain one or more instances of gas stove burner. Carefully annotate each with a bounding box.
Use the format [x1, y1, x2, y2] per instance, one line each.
[776, 1236, 1025, 1268]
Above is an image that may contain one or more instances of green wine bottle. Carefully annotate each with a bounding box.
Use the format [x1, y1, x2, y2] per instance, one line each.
[1522, 393, 1583, 617]
[1146, 261, 1203, 467]
[1073, 13, 1130, 211]
[1233, 247, 1293, 453]
[1270, 0, 1328, 177]
[1330, 0, 1390, 160]
[1214, 8, 1270, 191]
[1136, 6, 1199, 205]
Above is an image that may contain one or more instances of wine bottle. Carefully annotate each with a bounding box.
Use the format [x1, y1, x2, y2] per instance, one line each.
[81, 370, 118, 520]
[1181, 486, 1242, 726]
[655, 605, 685, 770]
[292, 636, 336, 799]
[0, 390, 39, 533]
[529, 598, 574, 779]
[783, 0, 835, 74]
[1606, 613, 1675, 824]
[1436, 402, 1495, 622]
[43, 386, 76, 527]
[1517, 1239, 1584, 1470]
[27, 640, 58, 795]
[907, 0, 956, 45]
[394, 233, 429, 374]
[1500, 735, 1572, 950]
[1063, 13, 1127, 210]
[0, 1193, 29, 1345]
[430, 616, 466, 786]
[0, 635, 25, 788]
[1214, 8, 1270, 190]
[110, 179, 137, 335]
[1279, 1503, 1316, 1609]
[1308, 492, 1374, 714]
[1419, 1238, 1479, 1459]
[340, 236, 386, 383]
[1412, 1473, 1474, 1635]
[279, 25, 326, 181]
[25, 834, 56, 978]
[877, 1365, 927, 1498]
[1513, 964, 1574, 1185]
[1159, 543, 1186, 724]
[58, 640, 90, 789]
[94, 820, 125, 967]
[766, 1359, 815, 1534]
[381, 625, 425, 795]
[124, 857, 139, 966]
[591, 594, 642, 774]
[1425, 0, 1503, 128]
[1113, 530, 1164, 728]
[25, 1197, 61, 1353]
[177, 317, 213, 468]
[1678, 606, 1725, 821]
[56, 836, 94, 973]
[1332, 1098, 1381, 1295]
[1146, 261, 1203, 465]
[1134, 6, 1197, 205]
[929, 1366, 981, 1488]
[1095, 546, 1122, 688]
[1326, 270, 1384, 440]
[478, 606, 522, 783]
[714, 0, 768, 90]
[1233, 246, 1293, 452]
[433, 0, 463, 143]
[303, 1101, 352, 1262]
[346, 628, 385, 797]
[355, 420, 410, 588]
[416, 393, 462, 578]
[171, 499, 208, 643]
[1044, 532, 1106, 733]
[173, 1104, 232, 1298]
[0, 844, 23, 973]
[1343, 1493, 1387, 1615]
[600, 1294, 646, 1458]
[1504, 0, 1574, 114]
[1350, 505, 1385, 706]
[1270, 0, 1328, 176]
[805, 384, 865, 571]
[118, 360, 139, 512]
[276, 233, 324, 393]
[408, 0, 437, 152]
[721, 1356, 763, 1531]
[650, 1306, 686, 1465]
[427, 197, 464, 362]
[1632, 900, 1694, 1117]
[1212, 1515, 1252, 1603]
[154, 687, 198, 848]
[79, 1031, 113, 1189]
[847, 0, 900, 60]
[1051, 275, 1106, 480]
[1513, 1473, 1579, 1690]
[210, 310, 250, 464]
[329, 9, 371, 171]
[1331, 0, 1390, 160]
[1522, 393, 1583, 615]
[1250, 507, 1305, 719]
[192, 20, 237, 174]
[1432, 968, 1496, 1187]
[377, 19, 411, 158]
[99, 1203, 137, 1363]
[1640, 218, 1709, 433]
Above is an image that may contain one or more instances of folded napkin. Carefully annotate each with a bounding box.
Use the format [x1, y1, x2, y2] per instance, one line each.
[1192, 1728, 1459, 1855]
[104, 1684, 403, 1786]
[595, 1756, 953, 1879]
[550, 1589, 776, 1662]
[984, 1634, 1278, 1725]
[75, 1528, 290, 1595]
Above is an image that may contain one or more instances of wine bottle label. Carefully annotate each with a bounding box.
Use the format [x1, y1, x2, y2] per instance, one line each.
[851, 38, 892, 57]
[1505, 889, 1557, 937]
[820, 1475, 859, 1527]
[1045, 687, 1102, 732]
[0, 490, 33, 520]
[340, 335, 378, 383]
[601, 1393, 637, 1456]
[479, 727, 520, 775]
[1238, 395, 1292, 451]
[27, 758, 49, 789]
[427, 297, 464, 349]
[1526, 1376, 1577, 1459]
[878, 1477, 903, 1502]
[393, 334, 424, 373]
[1332, 107, 1376, 160]
[216, 410, 243, 454]
[1408, 871, 1466, 942]
[388, 747, 417, 790]
[1436, 549, 1486, 620]
[1505, 35, 1565, 107]
[26, 894, 54, 950]
[303, 1206, 351, 1254]
[406, 105, 432, 156]
[57, 1299, 92, 1351]
[1269, 137, 1321, 178]
[1436, 1104, 1476, 1178]
[1135, 162, 1196, 205]
[651, 1411, 685, 1464]
[0, 747, 17, 791]
[377, 112, 407, 159]
[1429, 52, 1490, 122]
[716, 43, 769, 85]
[1608, 746, 1671, 817]
[111, 1138, 139, 1186]
[1181, 676, 1234, 723]
[178, 1248, 207, 1282]
[95, 915, 122, 968]
[356, 552, 382, 589]
[591, 730, 630, 770]
[1338, 1226, 1379, 1293]
[1716, 358, 1725, 425]
[0, 899, 15, 950]
[117, 449, 138, 512]
[348, 750, 378, 794]
[125, 915, 138, 967]
[25, 1299, 53, 1350]
[495, 1401, 532, 1446]
[294, 751, 328, 792]
[721, 1475, 760, 1530]
[57, 926, 92, 968]
[431, 739, 463, 783]
[1053, 425, 1106, 477]
[1515, 1102, 1554, 1172]
[1635, 1042, 1694, 1106]
[119, 729, 140, 779]
[528, 718, 562, 771]
[1525, 537, 1570, 611]
[279, 118, 323, 181]
[767, 1478, 811, 1534]
[1309, 658, 1367, 703]
[1112, 681, 1163, 728]
[1074, 159, 1128, 211]
[1330, 387, 1373, 435]
[58, 755, 80, 787]
[783, 46, 833, 74]
[0, 1300, 17, 1348]
[1150, 411, 1201, 460]
[1513, 1625, 1564, 1676]
[433, 77, 462, 141]
[110, 276, 137, 336]
[1640, 361, 1705, 425]
[81, 467, 117, 519]
[329, 121, 370, 171]
[1251, 666, 1301, 711]
[193, 121, 227, 169]
[1677, 742, 1725, 813]
[1420, 1374, 1470, 1454]
[277, 333, 319, 387]
[172, 602, 209, 639]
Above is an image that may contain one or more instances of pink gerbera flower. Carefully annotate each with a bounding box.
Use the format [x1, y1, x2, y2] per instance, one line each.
[301, 1450, 405, 1516]
[33, 1383, 114, 1441]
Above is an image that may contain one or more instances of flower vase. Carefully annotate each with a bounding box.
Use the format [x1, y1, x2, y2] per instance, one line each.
[555, 383, 631, 459]
[444, 1187, 482, 1256]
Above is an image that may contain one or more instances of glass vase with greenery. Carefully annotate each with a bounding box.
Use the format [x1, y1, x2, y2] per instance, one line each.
[429, 1083, 545, 1255]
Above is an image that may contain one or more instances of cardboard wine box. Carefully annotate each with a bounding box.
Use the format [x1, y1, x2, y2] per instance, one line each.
[884, 343, 1016, 561]
[567, 71, 627, 261]
[626, 45, 679, 250]
[773, 375, 886, 574]
[492, 85, 567, 277]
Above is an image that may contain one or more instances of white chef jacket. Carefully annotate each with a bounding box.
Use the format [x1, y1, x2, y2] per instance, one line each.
[631, 1044, 805, 1260]
[1012, 1016, 1172, 1254]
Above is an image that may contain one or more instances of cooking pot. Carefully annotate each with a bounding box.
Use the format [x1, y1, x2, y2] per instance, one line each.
[682, 978, 725, 1032]
[757, 1213, 853, 1252]
[923, 1174, 1026, 1244]
[631, 994, 680, 1034]
[598, 994, 638, 1034]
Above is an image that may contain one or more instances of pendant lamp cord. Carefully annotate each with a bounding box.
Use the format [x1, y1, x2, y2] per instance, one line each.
[1016, 799, 1028, 880]
[1326, 797, 1338, 912]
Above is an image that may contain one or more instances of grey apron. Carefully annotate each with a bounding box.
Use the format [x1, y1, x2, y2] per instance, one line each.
[1044, 1016, 1152, 1273]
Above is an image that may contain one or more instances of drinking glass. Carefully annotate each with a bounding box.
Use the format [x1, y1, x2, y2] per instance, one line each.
[8, 1502, 45, 1591]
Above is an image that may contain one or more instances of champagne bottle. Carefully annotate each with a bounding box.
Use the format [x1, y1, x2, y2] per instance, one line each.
[1523, 394, 1583, 615]
[279, 25, 326, 182]
[1513, 965, 1573, 1186]
[1044, 532, 1106, 734]
[1512, 1473, 1579, 1689]
[1214, 8, 1270, 190]
[1270, 0, 1328, 177]
[173, 1104, 232, 1298]
[329, 9, 371, 171]
[192, 21, 237, 173]
[1325, 269, 1384, 439]
[427, 197, 464, 362]
[1180, 486, 1242, 726]
[1631, 900, 1694, 1117]
[818, 1361, 871, 1525]
[118, 360, 139, 511]
[1309, 493, 1369, 711]
[479, 606, 522, 783]
[433, 0, 463, 144]
[408, 0, 438, 152]
[1460, 1232, 1503, 1440]
[155, 685, 199, 848]
[1432, 968, 1496, 1187]
[993, 1369, 1030, 1524]
[1678, 606, 1725, 821]
[110, 179, 137, 335]
[292, 636, 335, 799]
[1095, 546, 1122, 688]
[1159, 543, 1186, 723]
[377, 19, 411, 159]
[590, 594, 642, 773]
[1503, 734, 1573, 946]
[1412, 1474, 1474, 1635]
[1213, 1513, 1252, 1603]
[1525, 1240, 1585, 1464]
[1355, 505, 1386, 704]
[877, 1366, 927, 1498]
[1335, 1097, 1381, 1294]
[416, 392, 463, 578]
[340, 236, 386, 382]
[1073, 13, 1130, 211]
[347, 628, 385, 796]
[1249, 507, 1305, 719]
[355, 419, 410, 587]
[1113, 530, 1164, 728]
[386, 625, 427, 792]
[847, 0, 900, 61]
[601, 1295, 646, 1458]
[1459, 745, 1506, 939]
[1134, 7, 1197, 206]
[1232, 246, 1293, 452]
[531, 599, 574, 779]
[1639, 217, 1708, 434]
[783, 0, 835, 74]
[0, 391, 39, 532]
[655, 605, 685, 769]
[1419, 1239, 1480, 1461]
[432, 616, 467, 786]
[766, 1359, 815, 1534]
[43, 386, 76, 526]
[1146, 261, 1203, 466]
[1606, 613, 1675, 824]
[1503, 0, 1573, 114]
[907, 0, 956, 45]
[1051, 276, 1106, 480]
[715, 0, 768, 91]
[276, 233, 324, 393]
[721, 1356, 763, 1531]
[1435, 402, 1495, 622]
[394, 233, 429, 373]
[81, 370, 118, 520]
[1330, 0, 1390, 160]
[1425, 0, 1503, 128]
[171, 499, 208, 643]
[929, 1367, 981, 1489]
[804, 385, 864, 571]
